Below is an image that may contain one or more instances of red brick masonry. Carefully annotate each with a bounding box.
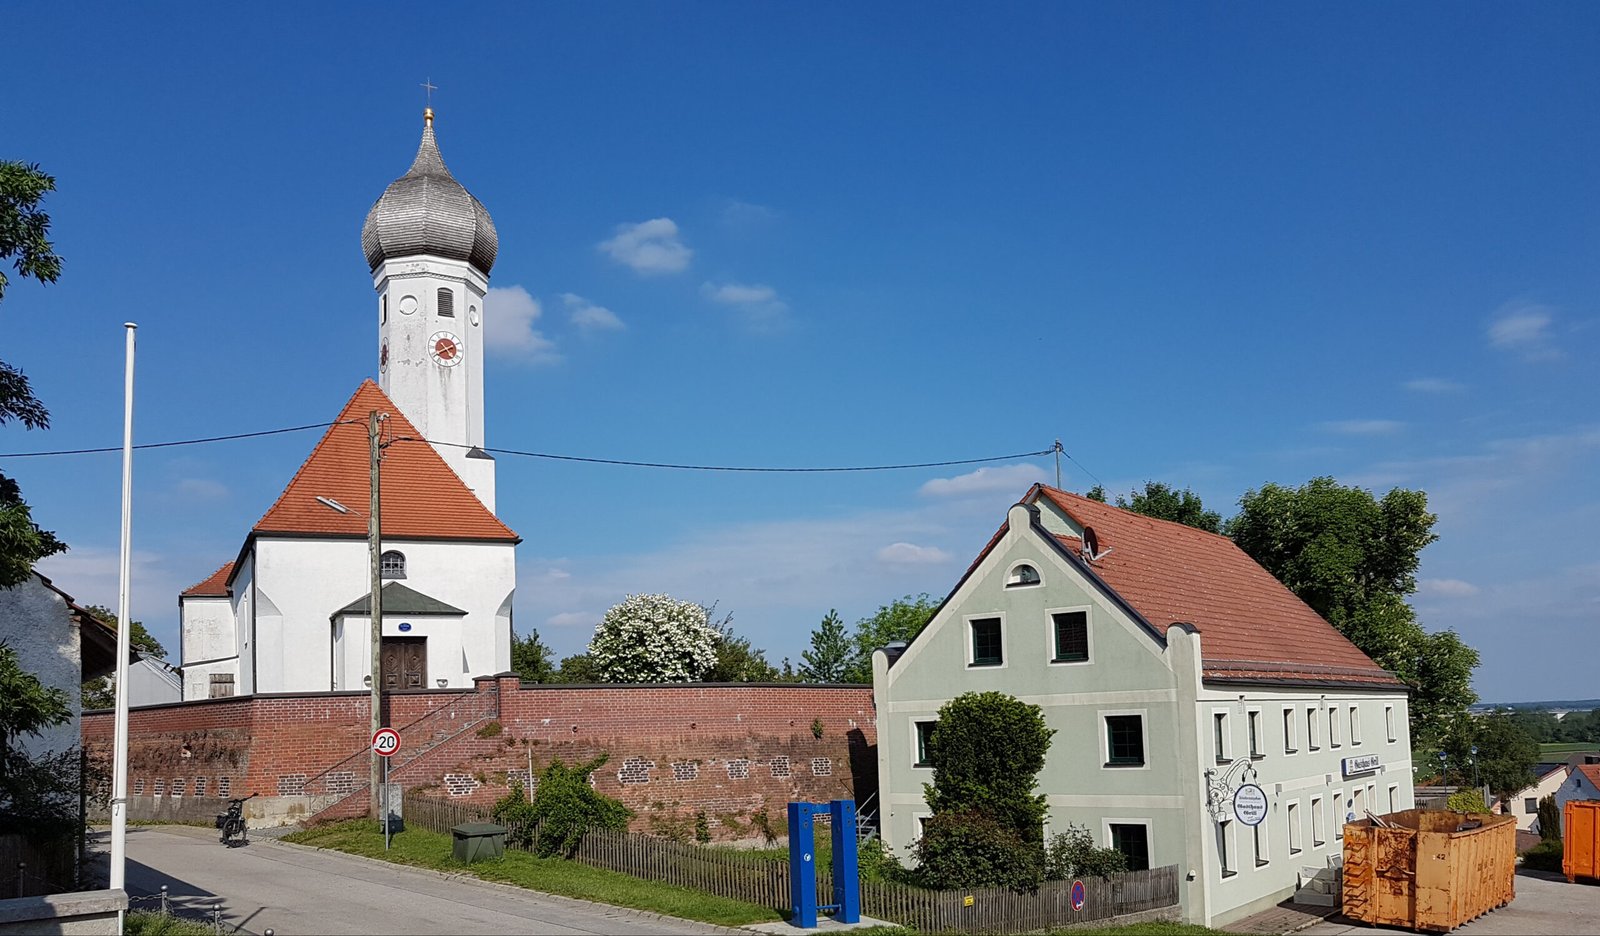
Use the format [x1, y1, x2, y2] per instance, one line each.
[83, 677, 877, 838]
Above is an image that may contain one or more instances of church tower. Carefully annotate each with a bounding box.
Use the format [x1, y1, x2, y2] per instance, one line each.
[362, 108, 499, 509]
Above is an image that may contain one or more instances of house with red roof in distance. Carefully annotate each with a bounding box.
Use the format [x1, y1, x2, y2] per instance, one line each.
[178, 109, 519, 698]
[872, 485, 1415, 928]
[1555, 763, 1600, 835]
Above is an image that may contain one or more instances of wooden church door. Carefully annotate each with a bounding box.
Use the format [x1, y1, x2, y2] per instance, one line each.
[380, 636, 428, 690]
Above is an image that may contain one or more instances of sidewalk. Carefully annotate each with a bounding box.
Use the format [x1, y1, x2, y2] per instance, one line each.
[1226, 900, 1338, 935]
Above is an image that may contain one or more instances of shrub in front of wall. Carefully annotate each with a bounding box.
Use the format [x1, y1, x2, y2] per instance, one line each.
[1521, 839, 1562, 872]
[529, 756, 633, 858]
[913, 810, 1045, 891]
[1446, 788, 1487, 813]
[1045, 824, 1127, 880]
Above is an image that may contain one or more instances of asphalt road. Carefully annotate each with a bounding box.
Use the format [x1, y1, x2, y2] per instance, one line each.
[1299, 869, 1600, 936]
[123, 825, 739, 935]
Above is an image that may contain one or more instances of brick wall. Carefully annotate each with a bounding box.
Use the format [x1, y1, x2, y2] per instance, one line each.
[82, 678, 876, 837]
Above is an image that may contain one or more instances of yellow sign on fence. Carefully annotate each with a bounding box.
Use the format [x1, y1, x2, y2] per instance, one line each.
[963, 895, 975, 907]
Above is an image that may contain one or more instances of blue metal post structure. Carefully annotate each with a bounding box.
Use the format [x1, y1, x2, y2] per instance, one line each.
[829, 799, 861, 923]
[787, 802, 819, 929]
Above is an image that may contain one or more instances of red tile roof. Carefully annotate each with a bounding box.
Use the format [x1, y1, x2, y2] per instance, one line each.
[181, 562, 234, 598]
[1027, 485, 1402, 689]
[1579, 764, 1600, 791]
[251, 380, 518, 542]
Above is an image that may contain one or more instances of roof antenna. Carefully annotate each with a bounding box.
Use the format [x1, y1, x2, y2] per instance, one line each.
[1053, 439, 1063, 489]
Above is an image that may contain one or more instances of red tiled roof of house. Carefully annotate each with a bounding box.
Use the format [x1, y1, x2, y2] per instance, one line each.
[180, 562, 234, 598]
[1029, 485, 1403, 688]
[1579, 764, 1600, 790]
[251, 380, 518, 542]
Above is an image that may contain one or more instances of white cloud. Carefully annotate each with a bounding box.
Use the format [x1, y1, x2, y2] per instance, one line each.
[562, 293, 625, 332]
[598, 218, 691, 275]
[484, 286, 560, 364]
[1403, 378, 1466, 394]
[1488, 302, 1561, 361]
[920, 463, 1047, 499]
[35, 546, 187, 654]
[876, 542, 953, 565]
[720, 200, 780, 228]
[1320, 419, 1405, 436]
[1417, 578, 1481, 598]
[545, 611, 596, 631]
[175, 478, 228, 501]
[700, 281, 790, 327]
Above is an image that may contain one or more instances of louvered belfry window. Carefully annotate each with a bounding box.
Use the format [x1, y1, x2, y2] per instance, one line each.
[437, 288, 455, 317]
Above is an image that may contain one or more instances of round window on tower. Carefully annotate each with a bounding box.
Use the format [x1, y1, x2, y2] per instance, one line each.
[398, 295, 418, 315]
[469, 305, 479, 326]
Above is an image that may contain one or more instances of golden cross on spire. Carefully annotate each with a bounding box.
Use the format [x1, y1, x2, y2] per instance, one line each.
[421, 79, 438, 126]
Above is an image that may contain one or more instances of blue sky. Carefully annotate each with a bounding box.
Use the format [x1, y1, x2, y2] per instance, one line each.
[4, 3, 1596, 702]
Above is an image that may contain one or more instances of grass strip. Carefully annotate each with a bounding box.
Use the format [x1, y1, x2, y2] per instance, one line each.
[282, 820, 782, 927]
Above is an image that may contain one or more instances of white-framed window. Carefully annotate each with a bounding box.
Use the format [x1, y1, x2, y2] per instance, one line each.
[1329, 706, 1341, 748]
[1103, 818, 1153, 872]
[914, 813, 932, 840]
[1047, 606, 1091, 664]
[1311, 795, 1326, 847]
[1254, 817, 1270, 867]
[1283, 706, 1298, 754]
[1386, 704, 1397, 743]
[380, 550, 406, 579]
[1247, 708, 1264, 758]
[1333, 790, 1345, 838]
[1005, 562, 1042, 588]
[1307, 706, 1321, 750]
[1100, 709, 1149, 769]
[912, 719, 937, 768]
[1219, 819, 1238, 878]
[1390, 784, 1401, 812]
[965, 613, 1006, 668]
[1213, 709, 1231, 763]
[381, 294, 387, 324]
[1353, 786, 1365, 819]
[1350, 704, 1362, 746]
[1287, 800, 1303, 854]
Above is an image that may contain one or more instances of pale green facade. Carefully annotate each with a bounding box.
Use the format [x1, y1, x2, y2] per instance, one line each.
[873, 500, 1415, 927]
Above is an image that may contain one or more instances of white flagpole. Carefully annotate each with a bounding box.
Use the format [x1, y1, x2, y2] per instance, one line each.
[110, 323, 136, 920]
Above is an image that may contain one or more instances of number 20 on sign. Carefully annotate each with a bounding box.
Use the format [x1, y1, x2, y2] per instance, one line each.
[372, 728, 401, 757]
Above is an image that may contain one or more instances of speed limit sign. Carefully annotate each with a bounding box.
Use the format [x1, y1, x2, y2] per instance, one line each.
[372, 727, 401, 757]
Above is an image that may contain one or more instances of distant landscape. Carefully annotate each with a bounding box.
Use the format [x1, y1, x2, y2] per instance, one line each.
[1474, 699, 1600, 713]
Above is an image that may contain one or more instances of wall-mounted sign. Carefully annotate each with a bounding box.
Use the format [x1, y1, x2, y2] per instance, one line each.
[1343, 754, 1381, 777]
[398, 622, 412, 632]
[1234, 783, 1268, 826]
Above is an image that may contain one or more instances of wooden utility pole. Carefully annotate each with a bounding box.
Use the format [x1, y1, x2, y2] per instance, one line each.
[368, 411, 384, 819]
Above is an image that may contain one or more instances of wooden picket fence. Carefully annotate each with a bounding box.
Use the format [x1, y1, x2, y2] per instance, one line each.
[402, 792, 1178, 932]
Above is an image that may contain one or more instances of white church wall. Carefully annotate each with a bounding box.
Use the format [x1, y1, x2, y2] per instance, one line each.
[254, 536, 513, 693]
[333, 612, 467, 691]
[231, 555, 256, 696]
[180, 594, 238, 700]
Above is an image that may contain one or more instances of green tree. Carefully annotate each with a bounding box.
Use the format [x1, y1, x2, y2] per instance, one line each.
[510, 627, 554, 683]
[0, 162, 67, 589]
[1114, 481, 1223, 534]
[0, 641, 81, 836]
[702, 612, 781, 682]
[553, 653, 600, 683]
[799, 610, 852, 683]
[1227, 477, 1478, 746]
[1442, 712, 1539, 816]
[916, 691, 1055, 890]
[1085, 485, 1107, 503]
[80, 606, 164, 710]
[586, 594, 718, 683]
[843, 594, 940, 683]
[1537, 795, 1561, 842]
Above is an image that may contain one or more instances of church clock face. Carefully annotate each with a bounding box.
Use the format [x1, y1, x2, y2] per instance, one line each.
[379, 339, 388, 372]
[430, 331, 463, 367]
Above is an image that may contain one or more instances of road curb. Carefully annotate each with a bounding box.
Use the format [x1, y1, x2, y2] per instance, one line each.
[265, 834, 753, 934]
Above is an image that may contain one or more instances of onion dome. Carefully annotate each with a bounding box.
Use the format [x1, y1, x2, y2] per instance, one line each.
[362, 109, 499, 274]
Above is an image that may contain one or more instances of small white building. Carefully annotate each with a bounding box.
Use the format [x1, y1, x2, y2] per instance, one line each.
[1555, 764, 1600, 834]
[178, 110, 520, 697]
[874, 487, 1415, 928]
[1492, 763, 1568, 833]
[0, 572, 119, 756]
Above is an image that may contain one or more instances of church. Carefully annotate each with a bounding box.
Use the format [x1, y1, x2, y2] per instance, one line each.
[178, 109, 520, 700]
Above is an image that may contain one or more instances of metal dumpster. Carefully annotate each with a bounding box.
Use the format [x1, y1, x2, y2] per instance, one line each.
[1342, 809, 1516, 933]
[451, 822, 507, 863]
[1566, 800, 1600, 884]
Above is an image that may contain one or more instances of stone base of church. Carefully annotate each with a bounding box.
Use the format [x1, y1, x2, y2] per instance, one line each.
[82, 676, 876, 840]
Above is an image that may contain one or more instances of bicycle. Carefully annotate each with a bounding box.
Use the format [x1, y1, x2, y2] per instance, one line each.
[216, 793, 258, 847]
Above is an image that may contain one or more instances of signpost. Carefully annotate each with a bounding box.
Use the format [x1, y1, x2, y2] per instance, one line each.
[373, 729, 401, 850]
[1234, 783, 1268, 827]
[1069, 879, 1086, 912]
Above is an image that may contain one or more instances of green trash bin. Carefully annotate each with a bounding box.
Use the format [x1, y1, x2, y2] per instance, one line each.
[452, 822, 507, 863]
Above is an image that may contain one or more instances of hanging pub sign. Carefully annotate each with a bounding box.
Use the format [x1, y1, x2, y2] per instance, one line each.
[1233, 783, 1268, 826]
[1343, 754, 1381, 778]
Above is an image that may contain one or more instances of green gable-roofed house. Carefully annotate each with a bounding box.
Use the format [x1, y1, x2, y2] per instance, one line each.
[872, 485, 1414, 928]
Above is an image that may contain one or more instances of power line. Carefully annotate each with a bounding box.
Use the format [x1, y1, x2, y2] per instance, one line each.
[0, 422, 349, 458]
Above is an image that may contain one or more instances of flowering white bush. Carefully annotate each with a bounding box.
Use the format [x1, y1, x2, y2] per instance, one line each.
[588, 594, 719, 683]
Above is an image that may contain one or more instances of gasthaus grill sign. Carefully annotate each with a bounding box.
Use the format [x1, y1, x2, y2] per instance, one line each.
[1342, 754, 1381, 777]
